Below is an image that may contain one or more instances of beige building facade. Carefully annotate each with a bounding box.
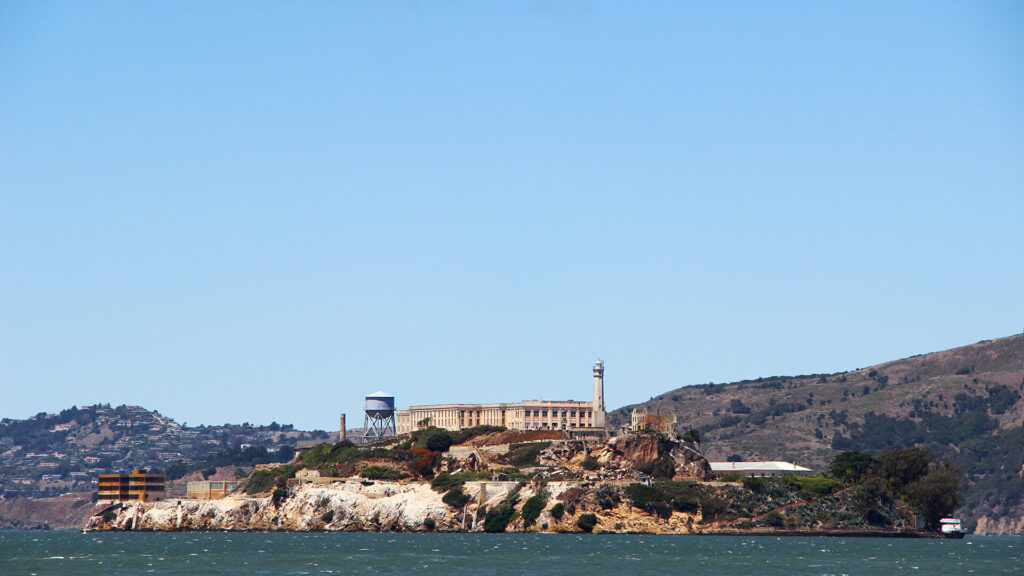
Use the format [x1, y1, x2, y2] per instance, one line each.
[630, 407, 677, 434]
[395, 360, 607, 435]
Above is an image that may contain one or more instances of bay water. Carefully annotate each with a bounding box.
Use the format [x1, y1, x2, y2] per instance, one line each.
[1, 531, 1021, 575]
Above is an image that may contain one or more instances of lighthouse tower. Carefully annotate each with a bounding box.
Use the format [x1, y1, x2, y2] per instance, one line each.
[593, 359, 606, 428]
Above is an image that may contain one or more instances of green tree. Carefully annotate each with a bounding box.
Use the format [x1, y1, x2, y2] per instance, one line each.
[549, 502, 565, 521]
[828, 451, 875, 484]
[426, 431, 454, 453]
[521, 491, 548, 528]
[905, 463, 963, 530]
[875, 447, 932, 493]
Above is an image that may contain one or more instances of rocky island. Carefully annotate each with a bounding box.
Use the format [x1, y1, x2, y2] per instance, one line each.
[87, 427, 959, 536]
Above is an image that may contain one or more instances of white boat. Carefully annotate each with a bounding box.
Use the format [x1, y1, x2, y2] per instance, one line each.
[940, 518, 966, 538]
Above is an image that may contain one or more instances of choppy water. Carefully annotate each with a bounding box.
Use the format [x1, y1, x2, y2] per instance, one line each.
[1, 531, 1021, 575]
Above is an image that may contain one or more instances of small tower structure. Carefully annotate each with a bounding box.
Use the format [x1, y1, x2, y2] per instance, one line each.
[339, 413, 347, 443]
[363, 391, 396, 440]
[593, 359, 606, 428]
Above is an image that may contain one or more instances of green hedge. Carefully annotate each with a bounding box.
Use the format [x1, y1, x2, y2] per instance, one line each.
[360, 465, 402, 480]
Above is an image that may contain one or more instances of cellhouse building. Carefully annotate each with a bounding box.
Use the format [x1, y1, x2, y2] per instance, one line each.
[395, 360, 607, 434]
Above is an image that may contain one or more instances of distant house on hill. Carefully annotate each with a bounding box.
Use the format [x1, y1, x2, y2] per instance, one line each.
[709, 461, 813, 477]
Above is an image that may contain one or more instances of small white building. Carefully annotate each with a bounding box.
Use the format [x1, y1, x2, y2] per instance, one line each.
[710, 461, 814, 477]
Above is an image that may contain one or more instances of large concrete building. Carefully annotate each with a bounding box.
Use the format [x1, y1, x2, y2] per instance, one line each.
[97, 469, 165, 502]
[396, 360, 607, 434]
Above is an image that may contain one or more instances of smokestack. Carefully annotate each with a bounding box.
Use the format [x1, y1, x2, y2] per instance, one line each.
[339, 413, 347, 443]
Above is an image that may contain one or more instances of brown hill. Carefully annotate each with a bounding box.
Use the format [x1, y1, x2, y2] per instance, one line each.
[0, 492, 100, 530]
[609, 333, 1024, 533]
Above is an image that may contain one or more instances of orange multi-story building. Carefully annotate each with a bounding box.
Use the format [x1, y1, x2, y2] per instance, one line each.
[97, 469, 165, 502]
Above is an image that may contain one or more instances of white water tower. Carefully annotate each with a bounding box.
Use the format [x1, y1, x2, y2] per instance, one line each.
[363, 391, 396, 440]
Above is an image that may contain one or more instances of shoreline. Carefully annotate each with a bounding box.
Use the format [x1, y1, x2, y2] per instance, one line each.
[81, 526, 960, 538]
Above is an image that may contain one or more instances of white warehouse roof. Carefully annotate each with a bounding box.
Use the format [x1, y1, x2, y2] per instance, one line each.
[709, 461, 812, 473]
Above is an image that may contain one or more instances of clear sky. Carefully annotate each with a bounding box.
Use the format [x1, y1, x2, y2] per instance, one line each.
[2, 2, 1022, 431]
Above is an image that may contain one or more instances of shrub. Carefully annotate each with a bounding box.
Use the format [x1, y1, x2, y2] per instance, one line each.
[728, 399, 751, 414]
[581, 456, 599, 471]
[245, 469, 277, 494]
[423, 517, 436, 531]
[244, 465, 298, 494]
[483, 505, 517, 533]
[271, 487, 288, 508]
[762, 510, 786, 527]
[321, 510, 334, 523]
[302, 442, 360, 471]
[408, 447, 438, 478]
[742, 476, 767, 493]
[360, 465, 401, 480]
[442, 486, 471, 509]
[625, 483, 663, 510]
[521, 491, 548, 528]
[576, 513, 598, 533]
[549, 502, 565, 521]
[699, 497, 729, 521]
[595, 484, 620, 510]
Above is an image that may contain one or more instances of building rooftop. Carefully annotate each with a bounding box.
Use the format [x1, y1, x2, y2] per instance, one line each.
[709, 461, 812, 472]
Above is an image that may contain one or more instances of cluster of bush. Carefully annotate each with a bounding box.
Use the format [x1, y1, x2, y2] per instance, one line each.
[508, 442, 551, 467]
[624, 480, 728, 521]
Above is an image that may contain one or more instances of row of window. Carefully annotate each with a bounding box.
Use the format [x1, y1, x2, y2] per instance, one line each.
[525, 410, 591, 418]
[525, 422, 584, 429]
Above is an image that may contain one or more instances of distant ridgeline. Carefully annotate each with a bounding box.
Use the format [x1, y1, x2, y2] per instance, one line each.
[0, 404, 327, 500]
[609, 333, 1024, 533]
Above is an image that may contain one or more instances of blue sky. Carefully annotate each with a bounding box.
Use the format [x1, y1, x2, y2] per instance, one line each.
[2, 2, 1022, 431]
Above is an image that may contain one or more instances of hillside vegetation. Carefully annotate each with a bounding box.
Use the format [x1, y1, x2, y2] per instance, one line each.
[609, 333, 1024, 532]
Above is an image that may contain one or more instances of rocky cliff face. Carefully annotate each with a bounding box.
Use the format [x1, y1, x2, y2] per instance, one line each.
[86, 478, 702, 534]
[90, 481, 453, 532]
[974, 514, 1024, 536]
